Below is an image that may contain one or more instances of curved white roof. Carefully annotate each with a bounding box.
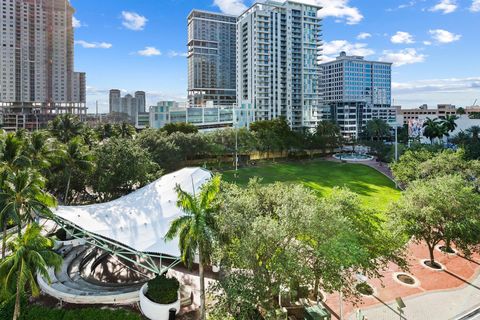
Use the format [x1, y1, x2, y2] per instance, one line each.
[54, 167, 212, 257]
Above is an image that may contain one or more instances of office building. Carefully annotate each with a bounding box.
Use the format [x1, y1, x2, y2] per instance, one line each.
[0, 0, 87, 130]
[321, 52, 394, 138]
[109, 89, 121, 113]
[237, 0, 323, 130]
[187, 10, 237, 107]
[135, 91, 146, 113]
[109, 90, 146, 123]
[397, 104, 457, 125]
[149, 101, 252, 131]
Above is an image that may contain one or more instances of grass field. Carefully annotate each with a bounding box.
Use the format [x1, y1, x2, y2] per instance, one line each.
[222, 160, 400, 211]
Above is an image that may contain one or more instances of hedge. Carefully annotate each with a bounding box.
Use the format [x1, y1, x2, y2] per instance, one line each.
[0, 298, 142, 320]
[145, 275, 179, 304]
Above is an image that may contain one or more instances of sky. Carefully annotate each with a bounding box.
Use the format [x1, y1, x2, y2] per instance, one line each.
[71, 0, 480, 113]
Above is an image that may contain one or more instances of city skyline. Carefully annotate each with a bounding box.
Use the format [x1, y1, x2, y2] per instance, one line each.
[71, 0, 480, 113]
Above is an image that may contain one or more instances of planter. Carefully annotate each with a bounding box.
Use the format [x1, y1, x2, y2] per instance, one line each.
[139, 283, 180, 320]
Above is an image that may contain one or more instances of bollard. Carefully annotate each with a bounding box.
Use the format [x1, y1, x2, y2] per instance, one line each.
[168, 308, 176, 320]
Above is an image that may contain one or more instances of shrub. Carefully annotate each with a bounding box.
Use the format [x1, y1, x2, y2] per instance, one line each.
[355, 282, 374, 296]
[145, 275, 180, 304]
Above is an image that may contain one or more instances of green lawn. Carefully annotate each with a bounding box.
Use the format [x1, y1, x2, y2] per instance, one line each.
[222, 160, 400, 211]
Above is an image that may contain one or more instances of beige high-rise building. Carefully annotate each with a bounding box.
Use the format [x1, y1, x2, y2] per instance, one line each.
[0, 0, 86, 130]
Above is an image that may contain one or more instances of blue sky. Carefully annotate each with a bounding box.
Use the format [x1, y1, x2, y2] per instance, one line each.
[71, 0, 480, 113]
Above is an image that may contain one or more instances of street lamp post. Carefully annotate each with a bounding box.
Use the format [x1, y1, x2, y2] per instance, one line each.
[395, 124, 398, 162]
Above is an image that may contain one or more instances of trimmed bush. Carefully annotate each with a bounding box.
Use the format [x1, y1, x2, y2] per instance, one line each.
[0, 300, 141, 320]
[356, 282, 374, 296]
[145, 275, 180, 304]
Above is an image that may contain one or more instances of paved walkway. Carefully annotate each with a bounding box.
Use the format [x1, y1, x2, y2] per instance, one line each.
[322, 242, 480, 320]
[350, 270, 480, 320]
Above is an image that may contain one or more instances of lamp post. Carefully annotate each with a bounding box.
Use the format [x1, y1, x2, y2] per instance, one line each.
[234, 105, 238, 172]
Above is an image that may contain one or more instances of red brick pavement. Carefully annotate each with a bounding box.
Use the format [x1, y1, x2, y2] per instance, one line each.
[324, 241, 480, 319]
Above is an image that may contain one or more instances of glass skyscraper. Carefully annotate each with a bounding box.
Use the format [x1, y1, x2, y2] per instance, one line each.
[187, 10, 237, 107]
[236, 0, 323, 130]
[321, 52, 395, 138]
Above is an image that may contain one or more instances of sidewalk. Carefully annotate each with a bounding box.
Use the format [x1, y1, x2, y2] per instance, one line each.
[322, 242, 480, 320]
[349, 269, 480, 320]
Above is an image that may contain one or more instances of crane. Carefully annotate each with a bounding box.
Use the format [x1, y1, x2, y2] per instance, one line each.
[473, 99, 478, 106]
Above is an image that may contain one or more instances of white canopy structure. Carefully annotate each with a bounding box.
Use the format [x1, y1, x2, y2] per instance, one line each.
[53, 167, 212, 274]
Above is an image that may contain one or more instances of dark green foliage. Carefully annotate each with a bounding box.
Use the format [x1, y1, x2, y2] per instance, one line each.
[355, 282, 374, 295]
[90, 138, 162, 200]
[146, 275, 180, 304]
[161, 122, 198, 135]
[0, 297, 141, 320]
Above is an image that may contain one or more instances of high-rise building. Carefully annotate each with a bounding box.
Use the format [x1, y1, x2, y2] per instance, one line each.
[135, 91, 146, 113]
[0, 0, 87, 130]
[321, 52, 394, 138]
[236, 0, 323, 130]
[109, 89, 121, 113]
[109, 90, 146, 123]
[187, 10, 237, 107]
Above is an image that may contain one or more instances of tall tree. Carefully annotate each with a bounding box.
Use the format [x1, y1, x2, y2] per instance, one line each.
[0, 133, 30, 172]
[365, 119, 391, 141]
[441, 115, 458, 136]
[0, 169, 56, 258]
[315, 121, 342, 153]
[165, 175, 221, 320]
[422, 118, 444, 144]
[95, 123, 119, 141]
[161, 122, 198, 135]
[467, 126, 480, 142]
[90, 138, 161, 200]
[24, 131, 60, 170]
[390, 175, 480, 267]
[116, 122, 136, 139]
[0, 224, 62, 320]
[60, 137, 94, 204]
[49, 114, 84, 143]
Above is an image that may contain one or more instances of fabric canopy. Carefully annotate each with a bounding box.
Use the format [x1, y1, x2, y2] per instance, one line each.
[54, 167, 212, 257]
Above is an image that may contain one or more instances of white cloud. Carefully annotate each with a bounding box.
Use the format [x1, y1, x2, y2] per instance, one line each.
[393, 77, 480, 108]
[429, 29, 461, 43]
[137, 47, 162, 57]
[379, 48, 426, 66]
[322, 40, 374, 62]
[356, 32, 371, 40]
[311, 0, 363, 25]
[423, 40, 432, 45]
[213, 0, 248, 15]
[72, 16, 83, 28]
[391, 31, 415, 44]
[121, 11, 147, 31]
[470, 0, 480, 12]
[75, 40, 112, 49]
[168, 51, 188, 58]
[393, 77, 480, 93]
[429, 0, 458, 14]
[214, 0, 363, 24]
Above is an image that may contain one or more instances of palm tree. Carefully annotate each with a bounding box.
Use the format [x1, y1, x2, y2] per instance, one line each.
[0, 133, 30, 172]
[0, 169, 56, 255]
[365, 119, 391, 141]
[423, 118, 443, 144]
[96, 123, 118, 141]
[49, 114, 84, 143]
[165, 175, 221, 320]
[441, 115, 459, 137]
[467, 126, 480, 142]
[0, 224, 62, 320]
[117, 122, 136, 139]
[25, 131, 62, 170]
[80, 126, 99, 150]
[315, 121, 342, 152]
[60, 137, 94, 204]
